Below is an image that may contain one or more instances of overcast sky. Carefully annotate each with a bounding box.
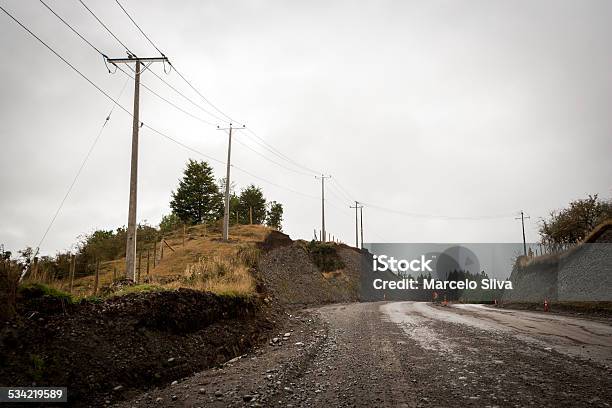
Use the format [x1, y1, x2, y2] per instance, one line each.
[1, 0, 611, 256]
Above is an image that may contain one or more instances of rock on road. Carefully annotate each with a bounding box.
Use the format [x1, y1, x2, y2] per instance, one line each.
[119, 302, 612, 407]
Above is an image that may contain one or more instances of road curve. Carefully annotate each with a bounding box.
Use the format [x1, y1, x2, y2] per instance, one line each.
[119, 302, 612, 407]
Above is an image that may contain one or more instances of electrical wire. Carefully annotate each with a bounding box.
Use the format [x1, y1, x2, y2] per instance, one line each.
[245, 127, 322, 175]
[39, 0, 106, 57]
[113, 0, 163, 55]
[1, 5, 316, 207]
[35, 78, 130, 253]
[111, 0, 326, 177]
[363, 203, 517, 220]
[40, 1, 221, 128]
[78, 0, 134, 55]
[147, 67, 230, 124]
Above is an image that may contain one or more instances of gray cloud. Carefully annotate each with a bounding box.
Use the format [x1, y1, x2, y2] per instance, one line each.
[1, 0, 611, 255]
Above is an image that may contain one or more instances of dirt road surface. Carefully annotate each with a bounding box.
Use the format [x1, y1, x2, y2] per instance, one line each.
[118, 302, 612, 407]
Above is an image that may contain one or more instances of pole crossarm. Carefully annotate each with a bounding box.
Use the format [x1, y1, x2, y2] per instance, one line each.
[106, 56, 168, 64]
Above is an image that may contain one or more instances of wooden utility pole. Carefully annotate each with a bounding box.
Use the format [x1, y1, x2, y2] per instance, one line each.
[217, 124, 245, 241]
[350, 201, 363, 248]
[105, 55, 168, 281]
[315, 175, 331, 242]
[249, 207, 253, 225]
[515, 210, 530, 256]
[182, 224, 186, 247]
[360, 205, 364, 249]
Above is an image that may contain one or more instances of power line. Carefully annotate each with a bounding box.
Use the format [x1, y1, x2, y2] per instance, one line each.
[113, 0, 163, 55]
[78, 0, 134, 55]
[39, 0, 106, 57]
[111, 0, 326, 178]
[327, 181, 353, 203]
[147, 67, 230, 124]
[363, 203, 517, 220]
[35, 78, 130, 252]
[32, 1, 325, 196]
[244, 128, 322, 176]
[331, 177, 356, 202]
[169, 64, 238, 125]
[39, 0, 221, 128]
[232, 166, 319, 201]
[232, 135, 315, 177]
[119, 64, 217, 126]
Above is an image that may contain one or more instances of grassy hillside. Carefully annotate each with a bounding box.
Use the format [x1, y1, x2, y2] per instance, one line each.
[29, 224, 273, 298]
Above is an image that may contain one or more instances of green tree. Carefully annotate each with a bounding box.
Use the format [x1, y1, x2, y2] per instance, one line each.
[229, 194, 240, 225]
[159, 213, 182, 234]
[539, 194, 612, 245]
[266, 201, 283, 230]
[238, 184, 267, 224]
[170, 160, 224, 224]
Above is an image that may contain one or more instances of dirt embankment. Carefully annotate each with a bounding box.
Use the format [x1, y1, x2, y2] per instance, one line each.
[0, 289, 276, 407]
[0, 229, 367, 406]
[257, 237, 362, 307]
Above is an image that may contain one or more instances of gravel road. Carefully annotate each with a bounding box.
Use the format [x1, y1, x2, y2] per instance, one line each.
[118, 302, 612, 407]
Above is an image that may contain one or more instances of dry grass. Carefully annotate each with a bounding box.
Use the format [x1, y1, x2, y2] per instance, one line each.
[177, 255, 255, 296]
[32, 224, 271, 299]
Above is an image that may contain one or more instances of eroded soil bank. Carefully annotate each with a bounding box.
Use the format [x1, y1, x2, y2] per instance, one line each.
[0, 289, 277, 407]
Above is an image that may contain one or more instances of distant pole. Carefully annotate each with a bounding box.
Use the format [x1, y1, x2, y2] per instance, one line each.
[218, 124, 245, 241]
[105, 55, 168, 282]
[315, 175, 331, 242]
[515, 211, 530, 256]
[249, 206, 253, 225]
[360, 205, 364, 249]
[350, 201, 363, 248]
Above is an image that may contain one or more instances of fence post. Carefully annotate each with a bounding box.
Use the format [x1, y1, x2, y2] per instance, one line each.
[153, 242, 157, 267]
[137, 252, 142, 283]
[160, 237, 164, 260]
[93, 259, 100, 296]
[113, 266, 117, 282]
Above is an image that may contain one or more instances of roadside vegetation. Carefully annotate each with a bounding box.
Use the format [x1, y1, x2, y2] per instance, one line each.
[539, 194, 611, 248]
[0, 159, 286, 319]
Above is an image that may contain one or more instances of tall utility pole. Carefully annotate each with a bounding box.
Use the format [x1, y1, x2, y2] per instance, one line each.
[349, 201, 363, 248]
[315, 175, 331, 242]
[106, 55, 168, 281]
[360, 205, 364, 249]
[515, 210, 530, 256]
[217, 124, 245, 241]
[350, 201, 359, 247]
